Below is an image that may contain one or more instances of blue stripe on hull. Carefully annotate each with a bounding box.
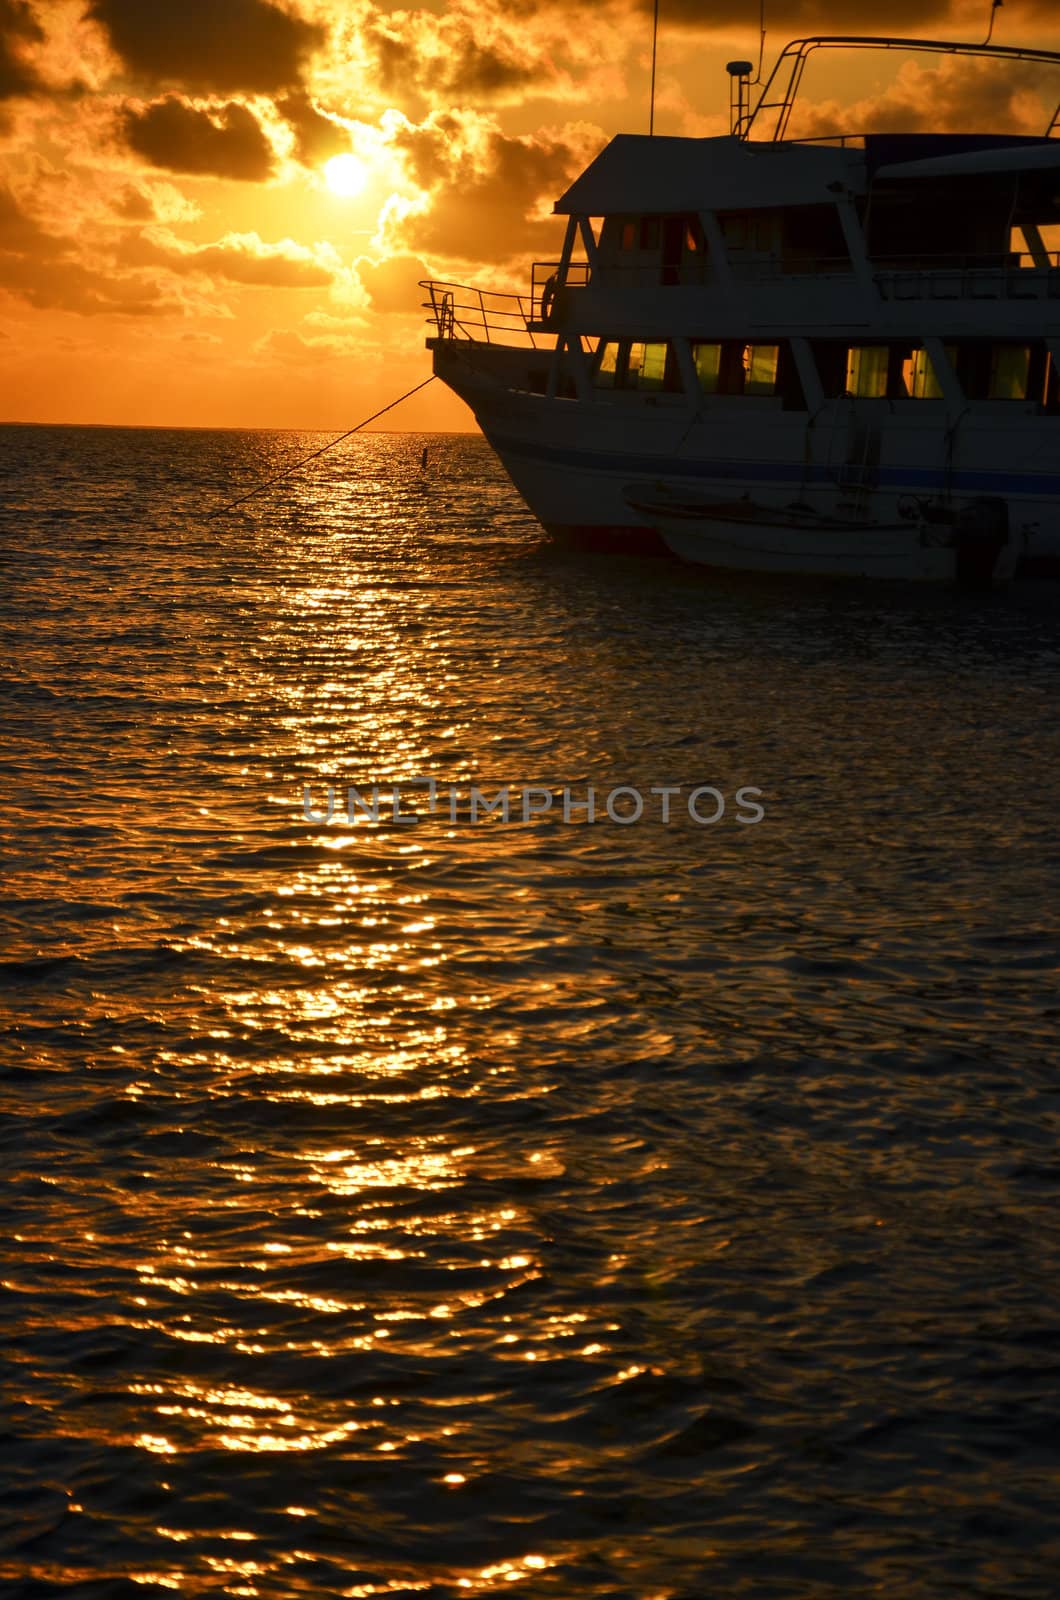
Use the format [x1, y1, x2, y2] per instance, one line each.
[488, 429, 1060, 499]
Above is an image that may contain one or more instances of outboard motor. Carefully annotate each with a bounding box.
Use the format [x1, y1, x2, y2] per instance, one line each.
[954, 497, 1010, 587]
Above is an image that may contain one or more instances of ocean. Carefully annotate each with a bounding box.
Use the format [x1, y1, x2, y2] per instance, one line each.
[2, 422, 1059, 1598]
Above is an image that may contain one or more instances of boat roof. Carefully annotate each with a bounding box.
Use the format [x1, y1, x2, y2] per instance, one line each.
[553, 131, 1060, 215]
[869, 134, 1060, 179]
[553, 134, 864, 215]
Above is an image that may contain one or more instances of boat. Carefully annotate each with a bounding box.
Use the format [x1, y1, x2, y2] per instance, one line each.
[623, 485, 1019, 583]
[421, 34, 1060, 577]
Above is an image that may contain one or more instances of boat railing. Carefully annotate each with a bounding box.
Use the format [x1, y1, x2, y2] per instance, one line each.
[421, 279, 542, 348]
[728, 250, 1059, 293]
[740, 36, 1060, 142]
[872, 253, 1060, 302]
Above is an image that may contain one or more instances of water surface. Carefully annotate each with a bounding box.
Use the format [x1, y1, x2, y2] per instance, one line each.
[2, 424, 1059, 1598]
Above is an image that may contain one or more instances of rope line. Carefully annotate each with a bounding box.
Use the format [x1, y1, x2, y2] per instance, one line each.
[206, 374, 437, 517]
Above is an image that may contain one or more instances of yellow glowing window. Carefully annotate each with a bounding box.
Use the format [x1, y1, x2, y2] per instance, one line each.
[746, 344, 779, 395]
[989, 345, 1030, 399]
[626, 341, 667, 390]
[902, 348, 944, 399]
[595, 341, 620, 387]
[846, 346, 889, 398]
[692, 342, 722, 393]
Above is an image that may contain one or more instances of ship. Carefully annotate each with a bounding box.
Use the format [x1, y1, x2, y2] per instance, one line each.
[421, 35, 1060, 580]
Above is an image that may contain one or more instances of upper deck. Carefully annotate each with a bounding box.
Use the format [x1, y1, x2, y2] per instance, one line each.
[423, 34, 1060, 350]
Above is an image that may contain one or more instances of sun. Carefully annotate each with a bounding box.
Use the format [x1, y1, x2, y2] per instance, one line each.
[323, 153, 368, 199]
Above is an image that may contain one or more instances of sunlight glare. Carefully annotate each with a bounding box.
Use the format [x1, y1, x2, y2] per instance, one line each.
[324, 154, 368, 198]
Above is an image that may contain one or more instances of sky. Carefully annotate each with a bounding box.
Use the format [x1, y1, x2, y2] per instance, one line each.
[1, 0, 1058, 431]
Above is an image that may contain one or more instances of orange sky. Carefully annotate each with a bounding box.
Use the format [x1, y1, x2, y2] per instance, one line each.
[1, 0, 1058, 431]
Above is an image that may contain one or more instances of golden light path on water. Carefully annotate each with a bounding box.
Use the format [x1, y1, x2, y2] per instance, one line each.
[2, 427, 1060, 1597]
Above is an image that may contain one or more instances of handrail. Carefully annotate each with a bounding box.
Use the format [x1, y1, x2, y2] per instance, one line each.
[420, 278, 541, 347]
[741, 36, 1060, 142]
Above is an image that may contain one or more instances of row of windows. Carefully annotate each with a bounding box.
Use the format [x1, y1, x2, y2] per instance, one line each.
[594, 340, 785, 397]
[591, 338, 1058, 406]
[835, 343, 1052, 403]
[617, 215, 705, 254]
[610, 209, 849, 262]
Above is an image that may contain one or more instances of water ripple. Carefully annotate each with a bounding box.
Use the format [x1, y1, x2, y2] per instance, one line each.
[1, 424, 1059, 1597]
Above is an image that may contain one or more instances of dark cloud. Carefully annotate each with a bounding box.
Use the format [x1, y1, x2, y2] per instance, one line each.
[789, 54, 1060, 138]
[87, 0, 324, 94]
[122, 97, 275, 181]
[0, 179, 51, 250]
[0, 182, 173, 313]
[0, 0, 43, 99]
[277, 91, 350, 164]
[652, 0, 952, 25]
[183, 238, 333, 287]
[115, 185, 155, 221]
[355, 252, 431, 312]
[365, 17, 539, 102]
[387, 115, 591, 261]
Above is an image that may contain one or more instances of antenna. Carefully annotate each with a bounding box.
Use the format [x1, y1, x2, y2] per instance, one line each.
[983, 0, 1003, 45]
[649, 0, 659, 135]
[753, 0, 767, 84]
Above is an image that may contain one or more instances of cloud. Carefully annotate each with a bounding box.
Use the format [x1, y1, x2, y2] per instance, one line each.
[122, 96, 275, 180]
[365, 12, 539, 103]
[0, 178, 50, 250]
[0, 180, 177, 313]
[0, 0, 43, 99]
[277, 90, 351, 164]
[355, 251, 431, 313]
[253, 325, 362, 363]
[120, 225, 337, 288]
[115, 184, 155, 221]
[191, 236, 334, 288]
[788, 52, 1060, 138]
[380, 111, 600, 262]
[653, 0, 953, 27]
[86, 0, 324, 94]
[354, 0, 632, 111]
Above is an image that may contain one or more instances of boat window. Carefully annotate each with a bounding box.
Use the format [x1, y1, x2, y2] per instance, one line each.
[640, 218, 661, 251]
[692, 342, 722, 393]
[619, 221, 637, 251]
[685, 217, 705, 254]
[901, 347, 944, 399]
[846, 346, 889, 399]
[746, 344, 779, 395]
[594, 341, 621, 388]
[781, 205, 849, 269]
[989, 345, 1031, 400]
[626, 341, 668, 390]
[720, 214, 748, 250]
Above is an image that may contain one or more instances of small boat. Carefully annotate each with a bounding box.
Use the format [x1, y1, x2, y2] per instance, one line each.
[623, 485, 1019, 584]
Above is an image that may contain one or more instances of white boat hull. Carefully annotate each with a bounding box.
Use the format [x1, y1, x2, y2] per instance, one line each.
[433, 344, 1060, 574]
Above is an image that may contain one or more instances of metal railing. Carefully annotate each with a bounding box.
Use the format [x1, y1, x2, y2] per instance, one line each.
[741, 36, 1060, 142]
[875, 263, 1060, 301]
[420, 279, 541, 347]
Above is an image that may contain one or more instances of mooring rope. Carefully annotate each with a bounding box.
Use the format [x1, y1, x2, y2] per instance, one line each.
[206, 374, 437, 517]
